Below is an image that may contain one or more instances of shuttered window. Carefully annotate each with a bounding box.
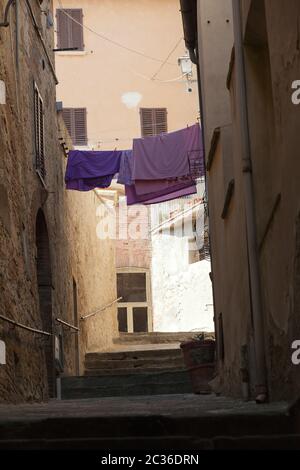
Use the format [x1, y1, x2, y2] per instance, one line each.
[140, 108, 168, 137]
[56, 9, 84, 51]
[34, 83, 46, 179]
[62, 108, 87, 146]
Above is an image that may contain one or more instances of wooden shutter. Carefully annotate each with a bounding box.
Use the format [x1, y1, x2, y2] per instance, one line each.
[140, 108, 167, 137]
[39, 95, 45, 178]
[62, 108, 74, 141]
[34, 84, 46, 179]
[56, 9, 69, 49]
[154, 108, 167, 135]
[70, 9, 84, 51]
[62, 108, 87, 146]
[56, 9, 84, 50]
[74, 108, 87, 145]
[140, 108, 154, 137]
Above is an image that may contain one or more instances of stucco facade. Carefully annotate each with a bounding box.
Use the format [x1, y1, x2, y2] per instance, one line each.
[53, 0, 200, 151]
[194, 0, 300, 401]
[0, 0, 117, 403]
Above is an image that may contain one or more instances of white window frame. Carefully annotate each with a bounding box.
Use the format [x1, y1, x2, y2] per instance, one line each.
[117, 267, 153, 333]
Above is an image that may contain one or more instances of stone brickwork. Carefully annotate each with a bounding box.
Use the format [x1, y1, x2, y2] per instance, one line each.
[116, 203, 151, 269]
[0, 0, 118, 403]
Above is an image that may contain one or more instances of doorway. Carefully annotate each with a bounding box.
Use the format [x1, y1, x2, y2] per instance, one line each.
[35, 209, 55, 397]
[116, 268, 153, 333]
[72, 278, 80, 375]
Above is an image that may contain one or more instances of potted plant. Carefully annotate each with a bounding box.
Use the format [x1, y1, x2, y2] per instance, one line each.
[180, 333, 215, 394]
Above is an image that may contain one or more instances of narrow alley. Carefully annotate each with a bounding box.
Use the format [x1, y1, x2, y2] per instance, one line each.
[1, 0, 300, 455]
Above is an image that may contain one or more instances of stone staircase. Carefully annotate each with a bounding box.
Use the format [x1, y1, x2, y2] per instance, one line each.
[112, 331, 200, 345]
[62, 333, 199, 399]
[0, 395, 299, 450]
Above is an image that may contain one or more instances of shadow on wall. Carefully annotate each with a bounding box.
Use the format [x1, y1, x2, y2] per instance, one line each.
[35, 209, 55, 398]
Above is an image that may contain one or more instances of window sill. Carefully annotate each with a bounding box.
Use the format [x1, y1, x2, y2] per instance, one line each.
[55, 51, 89, 57]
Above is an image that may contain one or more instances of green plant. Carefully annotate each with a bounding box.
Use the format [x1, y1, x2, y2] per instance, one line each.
[193, 332, 205, 342]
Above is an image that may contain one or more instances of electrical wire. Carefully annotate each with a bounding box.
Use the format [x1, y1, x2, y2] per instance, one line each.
[57, 0, 177, 66]
[129, 68, 189, 83]
[150, 37, 183, 80]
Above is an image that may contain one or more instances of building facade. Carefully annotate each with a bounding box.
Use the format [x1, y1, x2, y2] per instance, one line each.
[53, 0, 199, 151]
[52, 0, 209, 337]
[0, 0, 118, 403]
[181, 0, 300, 401]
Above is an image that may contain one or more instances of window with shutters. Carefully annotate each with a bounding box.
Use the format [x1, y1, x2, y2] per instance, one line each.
[56, 9, 84, 51]
[34, 83, 46, 180]
[62, 108, 87, 146]
[140, 108, 167, 137]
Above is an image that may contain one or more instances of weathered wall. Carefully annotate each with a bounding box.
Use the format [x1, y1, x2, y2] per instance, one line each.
[151, 233, 214, 333]
[56, 115, 118, 360]
[244, 0, 300, 400]
[116, 199, 151, 269]
[197, 0, 234, 149]
[200, 0, 300, 401]
[0, 0, 117, 403]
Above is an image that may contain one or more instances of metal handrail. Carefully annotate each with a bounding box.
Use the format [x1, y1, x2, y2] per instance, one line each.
[80, 297, 122, 321]
[0, 314, 51, 337]
[150, 199, 204, 235]
[55, 318, 79, 332]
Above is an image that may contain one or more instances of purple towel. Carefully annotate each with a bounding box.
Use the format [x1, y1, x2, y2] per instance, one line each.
[65, 150, 122, 190]
[132, 124, 202, 180]
[134, 176, 194, 196]
[143, 185, 197, 205]
[66, 175, 114, 191]
[117, 150, 134, 186]
[126, 182, 197, 205]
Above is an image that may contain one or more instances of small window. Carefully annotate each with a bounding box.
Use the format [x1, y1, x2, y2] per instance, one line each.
[56, 8, 84, 51]
[117, 273, 147, 303]
[62, 108, 87, 146]
[140, 108, 167, 137]
[34, 83, 46, 179]
[117, 308, 128, 333]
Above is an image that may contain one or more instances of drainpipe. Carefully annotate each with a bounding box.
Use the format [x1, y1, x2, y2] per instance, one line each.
[232, 0, 268, 403]
[179, 0, 220, 361]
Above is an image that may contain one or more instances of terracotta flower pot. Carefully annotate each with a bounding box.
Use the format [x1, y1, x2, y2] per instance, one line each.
[180, 339, 215, 394]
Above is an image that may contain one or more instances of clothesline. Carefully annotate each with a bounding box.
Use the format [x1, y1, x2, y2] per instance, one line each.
[65, 123, 204, 206]
[80, 120, 201, 146]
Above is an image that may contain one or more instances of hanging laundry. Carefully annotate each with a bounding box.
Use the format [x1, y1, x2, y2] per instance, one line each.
[66, 175, 116, 191]
[134, 176, 194, 196]
[125, 182, 197, 206]
[65, 150, 122, 191]
[132, 123, 203, 180]
[117, 150, 134, 186]
[64, 124, 204, 206]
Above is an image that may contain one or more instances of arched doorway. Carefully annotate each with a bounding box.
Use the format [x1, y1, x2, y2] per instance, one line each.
[35, 209, 55, 397]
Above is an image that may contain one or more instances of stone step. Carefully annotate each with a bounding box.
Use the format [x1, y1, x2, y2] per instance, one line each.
[84, 366, 186, 376]
[1, 434, 300, 450]
[62, 382, 192, 400]
[85, 357, 184, 371]
[113, 332, 202, 345]
[0, 404, 292, 442]
[62, 370, 192, 399]
[86, 348, 183, 361]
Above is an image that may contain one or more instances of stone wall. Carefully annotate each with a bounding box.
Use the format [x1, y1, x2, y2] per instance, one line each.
[202, 0, 300, 401]
[116, 200, 151, 269]
[0, 0, 118, 403]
